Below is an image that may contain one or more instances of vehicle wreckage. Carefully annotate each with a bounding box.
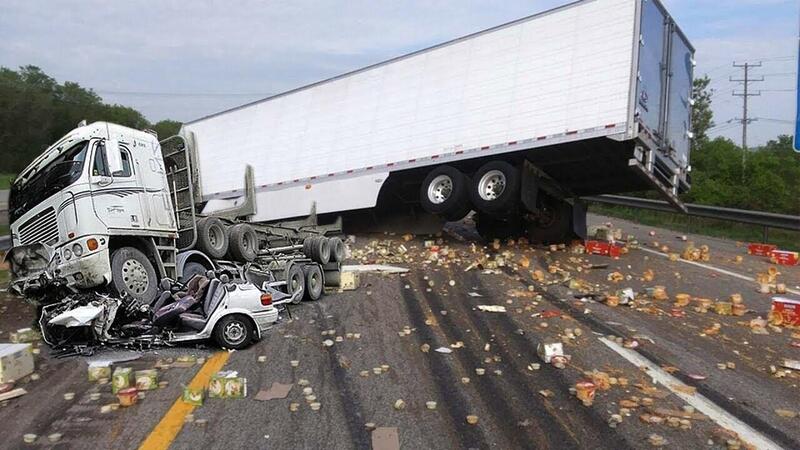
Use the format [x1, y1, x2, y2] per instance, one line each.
[37, 266, 302, 353]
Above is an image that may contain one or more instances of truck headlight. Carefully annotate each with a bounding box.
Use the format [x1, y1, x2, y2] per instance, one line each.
[72, 243, 83, 257]
[64, 249, 72, 260]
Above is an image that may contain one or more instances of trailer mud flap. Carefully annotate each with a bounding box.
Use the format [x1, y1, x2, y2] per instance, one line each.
[571, 200, 587, 240]
[627, 156, 687, 213]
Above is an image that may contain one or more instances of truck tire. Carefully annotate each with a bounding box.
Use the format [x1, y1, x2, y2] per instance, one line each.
[302, 237, 314, 259]
[475, 213, 523, 241]
[196, 217, 229, 259]
[110, 247, 159, 303]
[310, 237, 331, 264]
[470, 161, 520, 214]
[213, 314, 255, 349]
[329, 237, 345, 262]
[227, 223, 258, 262]
[303, 264, 324, 301]
[526, 196, 571, 244]
[287, 264, 305, 304]
[419, 166, 472, 220]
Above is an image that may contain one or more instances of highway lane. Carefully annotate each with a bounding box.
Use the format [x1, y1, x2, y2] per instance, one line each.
[0, 213, 797, 449]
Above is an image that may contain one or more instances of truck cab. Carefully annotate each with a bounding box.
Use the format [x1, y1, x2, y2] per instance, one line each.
[7, 122, 177, 300]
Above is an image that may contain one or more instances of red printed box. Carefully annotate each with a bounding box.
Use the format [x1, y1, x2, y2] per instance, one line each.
[770, 250, 799, 266]
[770, 297, 800, 327]
[585, 240, 622, 258]
[747, 243, 777, 256]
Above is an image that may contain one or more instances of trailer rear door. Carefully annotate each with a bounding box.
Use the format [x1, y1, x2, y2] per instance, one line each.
[665, 30, 693, 171]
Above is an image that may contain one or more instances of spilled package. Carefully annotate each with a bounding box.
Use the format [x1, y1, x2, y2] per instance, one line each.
[208, 371, 247, 399]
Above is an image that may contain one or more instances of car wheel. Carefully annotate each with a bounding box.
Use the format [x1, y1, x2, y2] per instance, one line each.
[196, 217, 229, 259]
[213, 314, 255, 349]
[110, 247, 159, 303]
[303, 264, 324, 301]
[419, 165, 472, 220]
[227, 223, 258, 262]
[469, 161, 520, 214]
[287, 263, 305, 304]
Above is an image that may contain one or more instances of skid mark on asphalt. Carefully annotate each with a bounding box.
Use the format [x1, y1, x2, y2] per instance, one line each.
[458, 270, 633, 450]
[415, 273, 565, 450]
[138, 351, 230, 450]
[312, 301, 371, 450]
[399, 279, 490, 450]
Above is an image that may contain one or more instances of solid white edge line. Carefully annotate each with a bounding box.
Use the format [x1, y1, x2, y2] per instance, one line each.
[598, 337, 782, 450]
[638, 246, 800, 296]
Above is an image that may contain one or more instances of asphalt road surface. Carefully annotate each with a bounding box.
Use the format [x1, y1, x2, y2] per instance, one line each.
[1, 213, 798, 449]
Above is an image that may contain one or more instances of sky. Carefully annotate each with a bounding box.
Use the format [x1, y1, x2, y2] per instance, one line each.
[0, 0, 796, 146]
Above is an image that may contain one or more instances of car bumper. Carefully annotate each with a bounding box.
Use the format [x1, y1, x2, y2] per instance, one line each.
[251, 308, 279, 338]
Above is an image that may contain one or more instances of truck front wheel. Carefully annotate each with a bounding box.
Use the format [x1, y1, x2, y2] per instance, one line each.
[110, 247, 158, 303]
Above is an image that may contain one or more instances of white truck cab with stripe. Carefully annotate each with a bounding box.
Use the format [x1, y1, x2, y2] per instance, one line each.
[7, 122, 177, 299]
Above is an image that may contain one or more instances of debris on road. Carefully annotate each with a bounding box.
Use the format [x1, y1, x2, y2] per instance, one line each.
[477, 305, 507, 313]
[0, 343, 34, 383]
[255, 382, 292, 401]
[182, 386, 204, 406]
[209, 371, 247, 398]
[371, 427, 400, 450]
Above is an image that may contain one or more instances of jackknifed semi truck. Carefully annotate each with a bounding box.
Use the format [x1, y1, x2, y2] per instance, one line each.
[7, 0, 693, 302]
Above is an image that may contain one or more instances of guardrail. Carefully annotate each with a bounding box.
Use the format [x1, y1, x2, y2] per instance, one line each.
[584, 194, 800, 242]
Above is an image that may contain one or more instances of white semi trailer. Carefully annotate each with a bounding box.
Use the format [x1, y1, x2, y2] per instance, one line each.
[184, 0, 694, 239]
[7, 0, 693, 301]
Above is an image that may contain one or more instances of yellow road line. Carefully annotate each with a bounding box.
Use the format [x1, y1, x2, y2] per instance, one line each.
[138, 352, 230, 450]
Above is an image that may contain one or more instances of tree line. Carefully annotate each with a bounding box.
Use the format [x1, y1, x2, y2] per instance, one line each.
[688, 76, 799, 215]
[0, 65, 180, 174]
[0, 66, 797, 215]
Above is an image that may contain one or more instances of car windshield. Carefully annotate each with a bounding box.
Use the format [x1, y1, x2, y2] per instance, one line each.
[9, 140, 89, 223]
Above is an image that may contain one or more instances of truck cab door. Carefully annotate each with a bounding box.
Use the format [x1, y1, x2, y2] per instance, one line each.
[90, 141, 145, 229]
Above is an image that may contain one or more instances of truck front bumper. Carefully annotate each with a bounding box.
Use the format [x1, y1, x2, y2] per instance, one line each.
[8, 243, 111, 296]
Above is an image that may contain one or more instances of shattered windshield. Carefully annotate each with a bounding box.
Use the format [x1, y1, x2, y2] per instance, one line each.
[9, 140, 89, 223]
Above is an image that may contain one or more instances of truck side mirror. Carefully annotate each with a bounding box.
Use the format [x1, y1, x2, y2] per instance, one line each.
[106, 139, 124, 174]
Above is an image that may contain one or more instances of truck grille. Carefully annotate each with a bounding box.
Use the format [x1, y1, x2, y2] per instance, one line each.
[18, 207, 59, 246]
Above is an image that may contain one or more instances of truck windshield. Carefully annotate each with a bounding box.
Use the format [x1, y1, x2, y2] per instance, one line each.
[9, 140, 89, 223]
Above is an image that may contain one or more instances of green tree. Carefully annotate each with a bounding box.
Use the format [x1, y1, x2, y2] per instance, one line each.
[0, 65, 180, 174]
[691, 75, 714, 146]
[152, 119, 182, 139]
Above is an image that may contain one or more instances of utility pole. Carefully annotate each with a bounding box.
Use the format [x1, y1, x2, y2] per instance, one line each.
[731, 62, 763, 179]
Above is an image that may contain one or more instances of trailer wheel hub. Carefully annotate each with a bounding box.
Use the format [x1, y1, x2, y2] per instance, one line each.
[427, 174, 453, 204]
[478, 170, 506, 201]
[121, 259, 149, 295]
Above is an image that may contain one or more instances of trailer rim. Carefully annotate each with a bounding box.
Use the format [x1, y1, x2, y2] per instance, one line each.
[427, 174, 454, 205]
[477, 170, 507, 201]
